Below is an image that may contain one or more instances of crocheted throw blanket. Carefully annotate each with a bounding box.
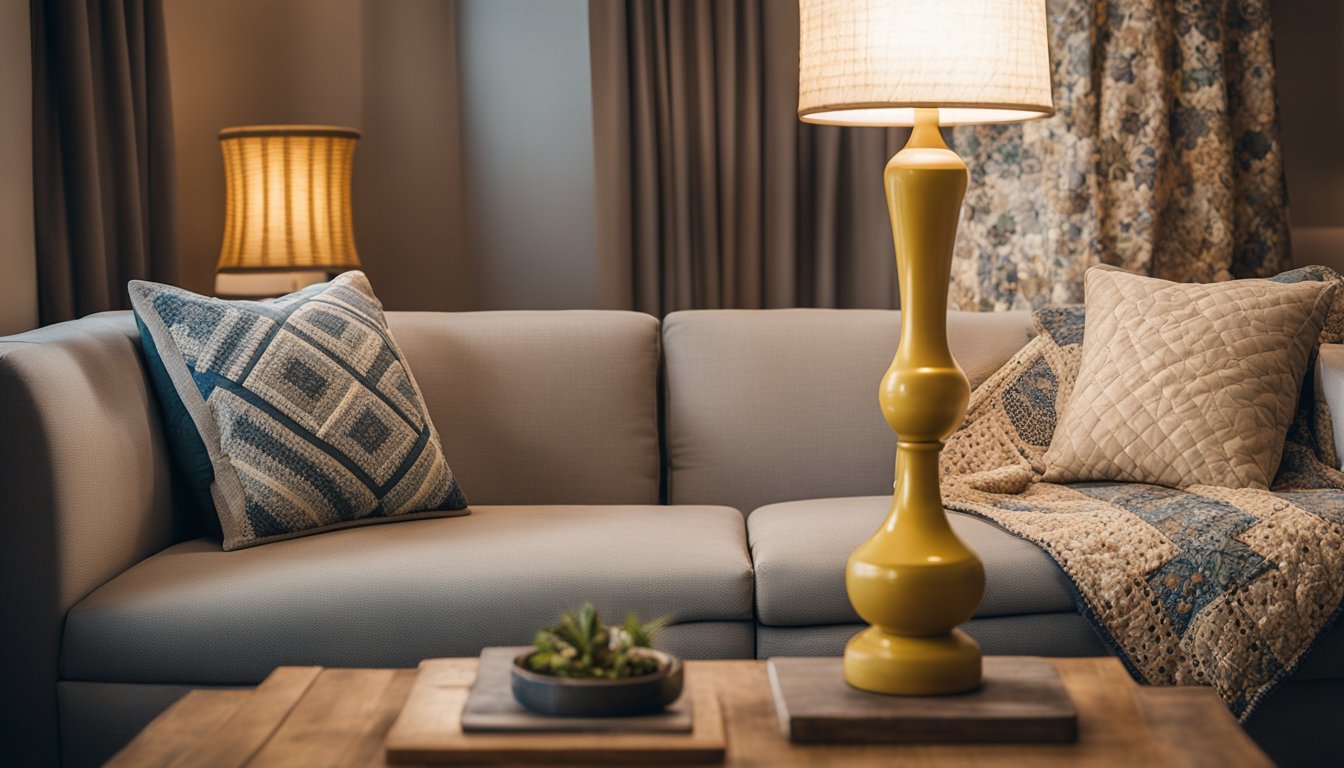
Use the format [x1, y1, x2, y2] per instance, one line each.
[940, 267, 1344, 719]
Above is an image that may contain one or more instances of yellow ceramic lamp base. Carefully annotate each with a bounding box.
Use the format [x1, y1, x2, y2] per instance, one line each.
[843, 109, 986, 696]
[845, 627, 982, 696]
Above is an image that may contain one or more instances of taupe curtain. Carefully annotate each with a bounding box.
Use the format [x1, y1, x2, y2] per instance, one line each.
[590, 0, 907, 315]
[591, 0, 1290, 314]
[31, 0, 180, 325]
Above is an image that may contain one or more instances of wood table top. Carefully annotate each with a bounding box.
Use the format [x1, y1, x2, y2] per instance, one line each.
[107, 656, 1273, 767]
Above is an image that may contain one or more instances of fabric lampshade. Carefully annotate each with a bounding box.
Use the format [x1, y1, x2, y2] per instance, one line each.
[797, 0, 1054, 126]
[216, 125, 362, 273]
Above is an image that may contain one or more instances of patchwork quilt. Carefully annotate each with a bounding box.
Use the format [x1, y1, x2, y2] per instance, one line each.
[940, 266, 1344, 718]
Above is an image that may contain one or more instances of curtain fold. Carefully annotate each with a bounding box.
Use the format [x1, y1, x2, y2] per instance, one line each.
[591, 0, 1290, 314]
[31, 0, 179, 325]
[591, 0, 904, 315]
[948, 0, 1290, 309]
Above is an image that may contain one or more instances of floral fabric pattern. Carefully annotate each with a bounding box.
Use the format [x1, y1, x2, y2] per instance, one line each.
[946, 0, 1289, 310]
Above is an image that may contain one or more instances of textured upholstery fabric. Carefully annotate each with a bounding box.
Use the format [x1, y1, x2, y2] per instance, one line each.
[386, 310, 661, 506]
[2, 308, 664, 766]
[13, 307, 1344, 768]
[663, 309, 1034, 514]
[755, 614, 1111, 658]
[1043, 268, 1336, 489]
[61, 506, 753, 685]
[0, 312, 178, 767]
[748, 497, 1075, 626]
[130, 273, 468, 549]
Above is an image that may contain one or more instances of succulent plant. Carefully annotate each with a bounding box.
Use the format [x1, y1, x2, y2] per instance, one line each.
[525, 603, 668, 679]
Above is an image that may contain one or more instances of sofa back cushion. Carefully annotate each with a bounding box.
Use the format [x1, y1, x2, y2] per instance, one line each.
[387, 310, 661, 505]
[662, 309, 1034, 515]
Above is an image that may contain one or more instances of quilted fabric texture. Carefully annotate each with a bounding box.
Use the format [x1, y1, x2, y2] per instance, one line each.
[939, 266, 1344, 718]
[1041, 268, 1337, 490]
[130, 272, 468, 550]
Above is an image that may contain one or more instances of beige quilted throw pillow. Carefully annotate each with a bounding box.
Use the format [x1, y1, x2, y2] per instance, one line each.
[1041, 267, 1337, 490]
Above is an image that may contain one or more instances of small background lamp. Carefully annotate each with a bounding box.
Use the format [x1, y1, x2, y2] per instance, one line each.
[797, 0, 1053, 694]
[214, 125, 362, 298]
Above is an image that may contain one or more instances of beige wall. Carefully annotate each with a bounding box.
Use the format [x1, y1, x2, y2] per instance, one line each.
[164, 0, 364, 296]
[0, 0, 38, 335]
[163, 0, 597, 311]
[1274, 0, 1344, 274]
[135, 0, 1344, 311]
[358, 0, 475, 311]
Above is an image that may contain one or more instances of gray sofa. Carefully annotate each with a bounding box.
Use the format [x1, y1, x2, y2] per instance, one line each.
[1, 308, 1340, 766]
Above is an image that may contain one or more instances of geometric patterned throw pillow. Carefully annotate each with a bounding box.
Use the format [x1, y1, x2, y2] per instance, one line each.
[130, 271, 468, 550]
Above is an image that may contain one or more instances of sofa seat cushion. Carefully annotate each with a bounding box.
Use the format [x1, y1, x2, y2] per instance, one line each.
[749, 496, 1076, 626]
[755, 615, 1111, 659]
[61, 505, 752, 685]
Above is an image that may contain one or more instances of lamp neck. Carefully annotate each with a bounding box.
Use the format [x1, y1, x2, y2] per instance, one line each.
[908, 108, 947, 150]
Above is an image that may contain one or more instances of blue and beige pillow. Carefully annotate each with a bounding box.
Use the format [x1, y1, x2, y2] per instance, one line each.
[130, 271, 468, 550]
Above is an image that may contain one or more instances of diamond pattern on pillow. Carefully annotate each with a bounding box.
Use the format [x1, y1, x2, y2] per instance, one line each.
[131, 271, 468, 550]
[1040, 268, 1337, 490]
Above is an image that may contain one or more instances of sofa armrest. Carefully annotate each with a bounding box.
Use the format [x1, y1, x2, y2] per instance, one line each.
[0, 312, 176, 765]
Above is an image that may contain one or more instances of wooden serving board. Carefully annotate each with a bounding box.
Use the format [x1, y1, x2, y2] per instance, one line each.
[384, 657, 726, 764]
[768, 656, 1078, 745]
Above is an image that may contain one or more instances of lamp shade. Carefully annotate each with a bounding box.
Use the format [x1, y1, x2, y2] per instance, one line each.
[798, 0, 1053, 126]
[216, 125, 362, 273]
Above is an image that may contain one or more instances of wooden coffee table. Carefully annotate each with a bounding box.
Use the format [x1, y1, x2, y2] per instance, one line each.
[107, 657, 1272, 767]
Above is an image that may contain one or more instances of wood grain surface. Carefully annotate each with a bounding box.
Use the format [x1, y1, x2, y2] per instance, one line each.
[107, 656, 1275, 767]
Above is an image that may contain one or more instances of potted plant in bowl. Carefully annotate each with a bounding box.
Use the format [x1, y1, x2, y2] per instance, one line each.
[512, 603, 683, 717]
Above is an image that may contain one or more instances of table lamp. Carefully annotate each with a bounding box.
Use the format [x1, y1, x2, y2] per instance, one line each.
[214, 125, 362, 298]
[798, 0, 1053, 695]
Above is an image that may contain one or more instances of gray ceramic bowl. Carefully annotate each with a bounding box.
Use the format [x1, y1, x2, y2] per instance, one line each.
[511, 650, 684, 717]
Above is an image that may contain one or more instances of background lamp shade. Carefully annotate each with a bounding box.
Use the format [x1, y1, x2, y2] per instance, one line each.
[798, 0, 1054, 126]
[216, 125, 362, 273]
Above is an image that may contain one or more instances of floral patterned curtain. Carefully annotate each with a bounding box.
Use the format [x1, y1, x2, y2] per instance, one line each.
[947, 0, 1289, 310]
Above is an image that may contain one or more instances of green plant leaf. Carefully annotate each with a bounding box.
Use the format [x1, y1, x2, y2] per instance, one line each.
[528, 604, 670, 679]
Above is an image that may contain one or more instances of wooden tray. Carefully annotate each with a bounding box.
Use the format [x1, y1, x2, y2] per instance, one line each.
[769, 656, 1078, 745]
[384, 656, 726, 764]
